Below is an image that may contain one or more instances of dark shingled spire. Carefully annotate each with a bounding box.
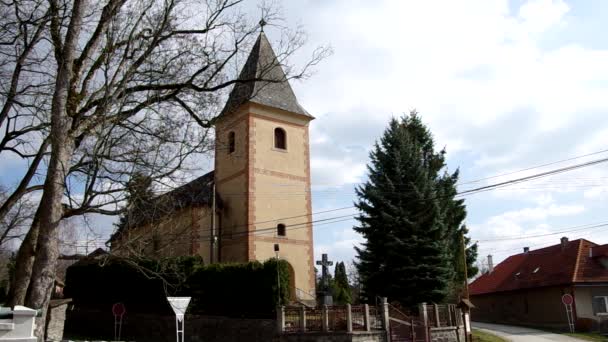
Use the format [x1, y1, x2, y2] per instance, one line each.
[220, 32, 311, 118]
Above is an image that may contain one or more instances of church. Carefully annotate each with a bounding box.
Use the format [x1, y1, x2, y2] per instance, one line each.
[109, 30, 316, 300]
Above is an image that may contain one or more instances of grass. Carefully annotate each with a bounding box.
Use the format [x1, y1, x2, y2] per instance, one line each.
[563, 332, 608, 341]
[472, 329, 509, 342]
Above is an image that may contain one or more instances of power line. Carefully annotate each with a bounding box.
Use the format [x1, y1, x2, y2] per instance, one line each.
[457, 148, 608, 186]
[474, 221, 608, 242]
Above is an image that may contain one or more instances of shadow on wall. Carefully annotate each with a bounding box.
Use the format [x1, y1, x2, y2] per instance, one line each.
[64, 309, 276, 342]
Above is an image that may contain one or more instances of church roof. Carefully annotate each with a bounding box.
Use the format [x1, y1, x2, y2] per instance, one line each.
[108, 171, 216, 243]
[220, 31, 312, 118]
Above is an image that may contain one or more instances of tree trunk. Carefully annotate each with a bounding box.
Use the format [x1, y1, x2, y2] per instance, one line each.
[21, 1, 85, 340]
[7, 211, 40, 307]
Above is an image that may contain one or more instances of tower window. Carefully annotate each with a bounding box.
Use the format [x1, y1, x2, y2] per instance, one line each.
[228, 131, 235, 153]
[277, 223, 286, 237]
[274, 127, 286, 150]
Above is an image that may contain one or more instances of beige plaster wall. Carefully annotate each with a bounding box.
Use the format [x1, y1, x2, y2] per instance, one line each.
[574, 285, 608, 320]
[215, 107, 250, 263]
[248, 106, 315, 295]
[213, 102, 315, 295]
[112, 206, 214, 262]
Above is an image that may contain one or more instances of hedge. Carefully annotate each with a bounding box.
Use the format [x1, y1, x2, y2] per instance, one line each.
[64, 256, 290, 318]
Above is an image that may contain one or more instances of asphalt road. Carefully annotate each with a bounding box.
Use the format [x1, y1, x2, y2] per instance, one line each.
[472, 322, 590, 342]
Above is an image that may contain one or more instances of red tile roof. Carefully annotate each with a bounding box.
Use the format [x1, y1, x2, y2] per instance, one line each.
[469, 239, 608, 296]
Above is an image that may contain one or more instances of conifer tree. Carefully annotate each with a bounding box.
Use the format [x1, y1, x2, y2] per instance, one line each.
[333, 262, 352, 304]
[354, 111, 476, 306]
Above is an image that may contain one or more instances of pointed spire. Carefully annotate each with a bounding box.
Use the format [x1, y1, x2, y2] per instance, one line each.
[219, 31, 311, 118]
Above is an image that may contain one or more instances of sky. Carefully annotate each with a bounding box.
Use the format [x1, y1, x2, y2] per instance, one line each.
[2, 0, 608, 274]
[278, 0, 608, 271]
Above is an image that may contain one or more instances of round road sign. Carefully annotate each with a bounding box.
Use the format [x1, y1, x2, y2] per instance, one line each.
[562, 294, 574, 306]
[112, 302, 126, 317]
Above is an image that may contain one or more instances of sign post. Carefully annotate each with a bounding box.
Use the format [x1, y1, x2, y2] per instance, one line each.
[168, 297, 191, 342]
[562, 294, 575, 333]
[112, 303, 126, 341]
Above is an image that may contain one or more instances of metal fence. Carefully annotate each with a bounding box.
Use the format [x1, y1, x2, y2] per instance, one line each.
[284, 307, 301, 333]
[279, 304, 385, 334]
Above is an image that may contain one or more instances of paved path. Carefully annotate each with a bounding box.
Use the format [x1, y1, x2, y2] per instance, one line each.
[472, 322, 589, 342]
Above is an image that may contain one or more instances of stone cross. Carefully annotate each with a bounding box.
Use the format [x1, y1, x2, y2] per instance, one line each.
[316, 253, 333, 291]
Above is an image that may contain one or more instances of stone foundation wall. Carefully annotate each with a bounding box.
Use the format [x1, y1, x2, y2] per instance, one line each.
[430, 326, 464, 342]
[278, 331, 387, 342]
[46, 303, 69, 341]
[64, 309, 275, 342]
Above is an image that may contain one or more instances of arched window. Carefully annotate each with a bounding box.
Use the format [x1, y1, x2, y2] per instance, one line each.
[228, 131, 235, 153]
[277, 223, 286, 237]
[274, 127, 286, 150]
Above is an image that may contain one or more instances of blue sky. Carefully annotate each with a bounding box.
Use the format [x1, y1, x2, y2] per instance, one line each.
[283, 0, 608, 270]
[2, 0, 608, 272]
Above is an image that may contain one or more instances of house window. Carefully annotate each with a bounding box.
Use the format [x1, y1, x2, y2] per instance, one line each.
[228, 131, 235, 153]
[274, 128, 286, 150]
[593, 296, 608, 315]
[277, 223, 286, 237]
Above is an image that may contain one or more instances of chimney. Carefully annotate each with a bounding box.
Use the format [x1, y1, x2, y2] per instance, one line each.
[523, 247, 530, 254]
[487, 255, 494, 273]
[561, 237, 569, 250]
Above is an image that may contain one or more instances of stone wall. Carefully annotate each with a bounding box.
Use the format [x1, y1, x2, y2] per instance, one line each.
[429, 326, 464, 342]
[64, 309, 275, 342]
[46, 300, 71, 341]
[278, 331, 387, 342]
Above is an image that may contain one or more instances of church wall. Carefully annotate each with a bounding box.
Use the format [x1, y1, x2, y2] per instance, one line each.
[248, 109, 315, 296]
[215, 106, 251, 263]
[111, 206, 213, 263]
[249, 107, 309, 178]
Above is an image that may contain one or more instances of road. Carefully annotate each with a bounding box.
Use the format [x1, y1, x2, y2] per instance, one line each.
[472, 322, 590, 342]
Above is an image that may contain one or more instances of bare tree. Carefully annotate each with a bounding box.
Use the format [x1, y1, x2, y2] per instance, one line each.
[0, 185, 35, 248]
[1, 0, 328, 338]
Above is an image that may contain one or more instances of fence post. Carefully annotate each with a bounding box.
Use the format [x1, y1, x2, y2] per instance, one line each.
[346, 304, 353, 333]
[300, 305, 306, 332]
[447, 304, 453, 326]
[381, 297, 390, 337]
[411, 318, 416, 341]
[418, 302, 428, 327]
[322, 305, 329, 332]
[434, 304, 440, 327]
[277, 306, 285, 334]
[364, 304, 371, 332]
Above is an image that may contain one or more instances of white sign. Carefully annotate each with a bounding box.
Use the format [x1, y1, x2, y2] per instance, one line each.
[168, 297, 191, 342]
[464, 312, 471, 333]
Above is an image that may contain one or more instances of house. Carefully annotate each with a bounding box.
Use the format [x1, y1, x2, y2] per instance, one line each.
[469, 237, 608, 331]
[108, 29, 316, 300]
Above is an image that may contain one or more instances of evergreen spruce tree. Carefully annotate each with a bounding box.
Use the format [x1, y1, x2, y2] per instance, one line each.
[354, 111, 476, 306]
[333, 262, 352, 304]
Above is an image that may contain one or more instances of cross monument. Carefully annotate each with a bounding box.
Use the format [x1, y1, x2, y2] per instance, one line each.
[316, 253, 334, 305]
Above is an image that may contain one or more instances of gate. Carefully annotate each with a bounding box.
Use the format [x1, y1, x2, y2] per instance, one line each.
[387, 303, 429, 342]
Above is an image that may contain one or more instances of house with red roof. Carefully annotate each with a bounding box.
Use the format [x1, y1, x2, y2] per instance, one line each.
[469, 237, 608, 331]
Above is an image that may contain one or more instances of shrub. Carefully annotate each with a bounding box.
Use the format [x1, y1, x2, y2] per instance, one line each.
[64, 256, 290, 318]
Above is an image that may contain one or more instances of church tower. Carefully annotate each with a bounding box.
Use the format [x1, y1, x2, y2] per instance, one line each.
[214, 30, 315, 298]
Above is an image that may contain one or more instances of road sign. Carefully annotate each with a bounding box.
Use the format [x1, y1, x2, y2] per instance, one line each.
[112, 303, 126, 341]
[168, 297, 191, 342]
[561, 294, 575, 333]
[112, 303, 126, 316]
[562, 294, 574, 305]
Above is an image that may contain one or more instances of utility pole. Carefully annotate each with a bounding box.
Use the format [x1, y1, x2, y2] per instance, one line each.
[210, 183, 216, 263]
[461, 231, 469, 299]
[275, 244, 281, 305]
[461, 230, 471, 342]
